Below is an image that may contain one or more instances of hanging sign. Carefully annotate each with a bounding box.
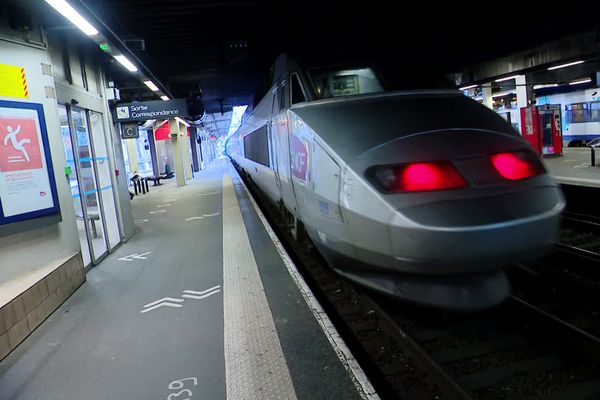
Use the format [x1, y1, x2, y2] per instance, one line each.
[0, 100, 60, 224]
[114, 99, 188, 122]
[0, 64, 29, 99]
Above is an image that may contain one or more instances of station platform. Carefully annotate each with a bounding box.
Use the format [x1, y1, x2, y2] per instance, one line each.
[544, 147, 600, 188]
[0, 158, 374, 400]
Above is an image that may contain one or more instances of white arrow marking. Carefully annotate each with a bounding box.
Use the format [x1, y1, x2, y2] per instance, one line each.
[182, 290, 221, 300]
[182, 286, 221, 300]
[143, 297, 184, 308]
[118, 252, 152, 261]
[183, 286, 221, 295]
[150, 210, 166, 214]
[135, 219, 149, 224]
[185, 213, 221, 222]
[141, 297, 184, 313]
[197, 191, 220, 196]
[156, 204, 171, 207]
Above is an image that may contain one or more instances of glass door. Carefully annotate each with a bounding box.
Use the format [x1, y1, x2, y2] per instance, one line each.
[59, 105, 92, 267]
[88, 111, 121, 250]
[70, 107, 108, 262]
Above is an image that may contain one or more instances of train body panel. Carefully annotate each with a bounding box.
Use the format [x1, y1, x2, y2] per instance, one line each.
[230, 54, 564, 310]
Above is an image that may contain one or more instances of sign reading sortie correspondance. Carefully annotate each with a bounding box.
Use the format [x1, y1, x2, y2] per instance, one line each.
[0, 100, 60, 224]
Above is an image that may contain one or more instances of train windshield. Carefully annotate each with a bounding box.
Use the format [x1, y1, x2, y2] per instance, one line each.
[309, 67, 385, 99]
[308, 65, 453, 99]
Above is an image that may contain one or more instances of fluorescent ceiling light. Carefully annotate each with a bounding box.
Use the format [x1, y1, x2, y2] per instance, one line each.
[45, 0, 99, 36]
[143, 80, 159, 91]
[533, 84, 559, 89]
[161, 95, 170, 101]
[569, 78, 592, 85]
[494, 75, 521, 83]
[114, 55, 138, 72]
[176, 117, 190, 127]
[548, 60, 584, 70]
[492, 91, 516, 98]
[459, 84, 477, 90]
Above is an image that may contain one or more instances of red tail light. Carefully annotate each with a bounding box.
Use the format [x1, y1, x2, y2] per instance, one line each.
[367, 161, 466, 193]
[490, 152, 545, 181]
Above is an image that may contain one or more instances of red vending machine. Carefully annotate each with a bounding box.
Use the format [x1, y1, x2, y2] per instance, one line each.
[520, 104, 563, 156]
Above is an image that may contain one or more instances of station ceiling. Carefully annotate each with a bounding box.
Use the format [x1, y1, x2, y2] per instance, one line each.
[55, 2, 600, 114]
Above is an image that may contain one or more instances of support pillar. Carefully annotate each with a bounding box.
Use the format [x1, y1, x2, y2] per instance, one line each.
[515, 75, 528, 132]
[126, 138, 139, 175]
[169, 118, 186, 187]
[482, 83, 494, 110]
[182, 130, 193, 180]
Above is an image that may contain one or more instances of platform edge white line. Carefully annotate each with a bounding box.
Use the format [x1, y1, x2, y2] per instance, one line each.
[235, 166, 380, 400]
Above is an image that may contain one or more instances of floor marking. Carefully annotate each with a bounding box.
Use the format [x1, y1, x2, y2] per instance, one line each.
[181, 290, 220, 300]
[135, 219, 149, 224]
[167, 377, 198, 399]
[140, 286, 222, 314]
[197, 191, 220, 196]
[118, 252, 151, 262]
[185, 213, 221, 221]
[183, 285, 221, 295]
[150, 210, 166, 214]
[141, 298, 184, 313]
[237, 166, 380, 400]
[157, 203, 172, 207]
[222, 173, 298, 400]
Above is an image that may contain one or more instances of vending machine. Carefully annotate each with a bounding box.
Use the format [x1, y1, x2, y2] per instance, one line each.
[520, 104, 563, 156]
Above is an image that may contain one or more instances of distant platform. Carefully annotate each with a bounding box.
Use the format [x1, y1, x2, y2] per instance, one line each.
[543, 148, 600, 188]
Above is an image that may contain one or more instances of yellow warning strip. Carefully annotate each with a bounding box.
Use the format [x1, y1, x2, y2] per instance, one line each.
[0, 64, 29, 99]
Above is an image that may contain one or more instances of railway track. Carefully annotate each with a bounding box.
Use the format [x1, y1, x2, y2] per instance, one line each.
[239, 170, 600, 400]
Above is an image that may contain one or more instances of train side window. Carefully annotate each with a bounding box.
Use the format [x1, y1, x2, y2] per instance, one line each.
[291, 73, 307, 105]
[243, 126, 270, 167]
[591, 102, 600, 122]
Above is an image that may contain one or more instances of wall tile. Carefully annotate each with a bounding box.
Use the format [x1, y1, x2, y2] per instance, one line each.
[7, 318, 28, 348]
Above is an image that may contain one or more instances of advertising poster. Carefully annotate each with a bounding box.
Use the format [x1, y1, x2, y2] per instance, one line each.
[0, 101, 60, 224]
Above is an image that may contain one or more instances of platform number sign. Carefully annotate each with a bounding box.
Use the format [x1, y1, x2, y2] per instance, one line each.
[121, 122, 139, 139]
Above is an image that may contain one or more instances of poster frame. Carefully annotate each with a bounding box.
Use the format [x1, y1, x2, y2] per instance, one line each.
[0, 100, 60, 225]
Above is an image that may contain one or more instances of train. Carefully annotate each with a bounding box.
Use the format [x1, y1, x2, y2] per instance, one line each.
[534, 88, 600, 146]
[228, 54, 565, 311]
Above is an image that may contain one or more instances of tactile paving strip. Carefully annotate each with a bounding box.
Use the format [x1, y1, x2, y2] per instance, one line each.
[222, 173, 298, 400]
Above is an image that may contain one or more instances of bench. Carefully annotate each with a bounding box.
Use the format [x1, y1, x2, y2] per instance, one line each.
[145, 176, 162, 186]
[130, 176, 149, 195]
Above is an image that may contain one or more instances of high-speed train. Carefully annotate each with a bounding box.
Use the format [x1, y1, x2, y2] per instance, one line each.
[228, 54, 565, 311]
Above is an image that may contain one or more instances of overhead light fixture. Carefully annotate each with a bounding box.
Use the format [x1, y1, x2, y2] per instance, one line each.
[548, 60, 584, 71]
[491, 91, 516, 98]
[569, 78, 592, 85]
[44, 0, 99, 36]
[114, 55, 138, 72]
[533, 84, 559, 89]
[141, 119, 156, 129]
[494, 75, 521, 83]
[160, 95, 170, 101]
[459, 84, 477, 90]
[143, 80, 159, 91]
[176, 117, 190, 127]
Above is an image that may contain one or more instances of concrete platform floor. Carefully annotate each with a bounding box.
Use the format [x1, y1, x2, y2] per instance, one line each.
[0, 158, 368, 400]
[544, 147, 600, 187]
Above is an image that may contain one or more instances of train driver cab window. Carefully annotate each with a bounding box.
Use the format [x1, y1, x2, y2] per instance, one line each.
[309, 66, 384, 99]
[290, 73, 307, 105]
